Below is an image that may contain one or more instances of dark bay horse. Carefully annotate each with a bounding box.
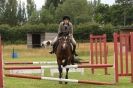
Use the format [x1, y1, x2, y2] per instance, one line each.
[55, 33, 74, 84]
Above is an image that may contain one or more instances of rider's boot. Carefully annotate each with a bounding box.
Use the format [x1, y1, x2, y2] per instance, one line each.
[73, 45, 78, 56]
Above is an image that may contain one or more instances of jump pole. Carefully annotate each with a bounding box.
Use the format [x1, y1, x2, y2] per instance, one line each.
[4, 61, 57, 65]
[5, 74, 114, 85]
[4, 64, 113, 70]
[5, 61, 89, 65]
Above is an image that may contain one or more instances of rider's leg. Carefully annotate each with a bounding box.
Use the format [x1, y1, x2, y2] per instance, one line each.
[71, 37, 78, 56]
[49, 36, 58, 54]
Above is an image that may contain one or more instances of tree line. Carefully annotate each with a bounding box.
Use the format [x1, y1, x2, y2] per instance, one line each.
[0, 0, 132, 43]
[0, 0, 132, 26]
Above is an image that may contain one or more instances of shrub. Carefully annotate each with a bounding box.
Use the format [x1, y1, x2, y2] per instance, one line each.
[0, 22, 115, 44]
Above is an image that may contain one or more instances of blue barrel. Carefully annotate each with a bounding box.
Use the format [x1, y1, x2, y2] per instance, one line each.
[11, 52, 18, 59]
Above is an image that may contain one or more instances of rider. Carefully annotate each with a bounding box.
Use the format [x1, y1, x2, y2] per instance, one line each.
[49, 15, 78, 56]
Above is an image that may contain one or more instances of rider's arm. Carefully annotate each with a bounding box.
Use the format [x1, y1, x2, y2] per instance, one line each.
[58, 22, 63, 34]
[69, 22, 73, 36]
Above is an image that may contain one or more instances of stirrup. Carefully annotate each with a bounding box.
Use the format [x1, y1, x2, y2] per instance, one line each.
[73, 51, 78, 56]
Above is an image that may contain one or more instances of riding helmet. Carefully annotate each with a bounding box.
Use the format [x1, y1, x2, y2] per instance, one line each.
[63, 15, 70, 20]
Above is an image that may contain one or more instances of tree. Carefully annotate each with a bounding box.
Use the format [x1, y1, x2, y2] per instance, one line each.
[44, 0, 65, 17]
[0, 0, 5, 24]
[17, 1, 26, 25]
[40, 9, 54, 24]
[27, 0, 36, 20]
[28, 10, 40, 24]
[95, 4, 111, 24]
[0, 0, 5, 13]
[88, 0, 101, 22]
[3, 0, 18, 26]
[115, 0, 133, 4]
[115, 0, 133, 26]
[55, 0, 89, 23]
[49, 3, 56, 15]
[0, 0, 5, 6]
[109, 4, 125, 26]
[45, 0, 65, 9]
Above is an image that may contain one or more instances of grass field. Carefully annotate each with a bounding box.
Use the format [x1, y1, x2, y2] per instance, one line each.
[3, 43, 133, 88]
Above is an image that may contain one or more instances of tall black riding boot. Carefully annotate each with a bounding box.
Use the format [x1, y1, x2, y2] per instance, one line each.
[73, 45, 78, 56]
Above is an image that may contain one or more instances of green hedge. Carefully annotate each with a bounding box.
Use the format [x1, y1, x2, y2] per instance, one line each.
[74, 22, 103, 41]
[0, 23, 117, 44]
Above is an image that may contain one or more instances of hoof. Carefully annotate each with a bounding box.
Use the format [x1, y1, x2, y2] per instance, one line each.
[63, 64, 66, 67]
[65, 82, 68, 84]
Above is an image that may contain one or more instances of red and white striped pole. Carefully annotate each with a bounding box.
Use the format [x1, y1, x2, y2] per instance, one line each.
[5, 61, 89, 65]
[5, 74, 114, 85]
[5, 61, 57, 65]
[4, 64, 113, 70]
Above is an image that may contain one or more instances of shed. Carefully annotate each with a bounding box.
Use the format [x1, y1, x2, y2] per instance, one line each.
[27, 32, 45, 48]
[27, 32, 57, 48]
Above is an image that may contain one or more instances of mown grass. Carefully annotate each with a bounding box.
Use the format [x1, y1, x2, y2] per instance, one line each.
[3, 43, 133, 88]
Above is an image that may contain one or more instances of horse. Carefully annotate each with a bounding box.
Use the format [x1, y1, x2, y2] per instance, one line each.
[55, 32, 74, 84]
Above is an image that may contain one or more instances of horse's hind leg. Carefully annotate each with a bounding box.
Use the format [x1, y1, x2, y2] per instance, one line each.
[58, 65, 63, 84]
[65, 68, 69, 84]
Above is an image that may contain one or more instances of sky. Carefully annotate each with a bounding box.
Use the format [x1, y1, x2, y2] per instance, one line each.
[20, 0, 115, 10]
[20, 0, 45, 10]
[98, 0, 115, 5]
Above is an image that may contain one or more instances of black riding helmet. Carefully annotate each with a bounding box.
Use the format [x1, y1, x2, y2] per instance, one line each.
[63, 15, 70, 21]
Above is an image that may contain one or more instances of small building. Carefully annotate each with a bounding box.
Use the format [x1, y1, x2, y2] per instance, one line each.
[27, 32, 57, 48]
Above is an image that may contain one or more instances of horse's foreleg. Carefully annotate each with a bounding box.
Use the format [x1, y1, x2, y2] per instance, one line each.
[65, 68, 69, 84]
[58, 65, 63, 84]
[67, 56, 72, 65]
[63, 58, 67, 67]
